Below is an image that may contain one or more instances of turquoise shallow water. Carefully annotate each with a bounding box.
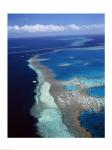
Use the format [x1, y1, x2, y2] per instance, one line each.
[39, 49, 104, 81]
[64, 85, 78, 91]
[38, 47, 104, 99]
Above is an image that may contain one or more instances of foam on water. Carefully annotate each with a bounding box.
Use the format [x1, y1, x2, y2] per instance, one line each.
[28, 58, 73, 137]
[39, 82, 57, 109]
[37, 109, 72, 137]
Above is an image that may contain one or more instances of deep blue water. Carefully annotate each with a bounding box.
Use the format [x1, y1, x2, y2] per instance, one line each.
[8, 35, 104, 137]
[8, 35, 104, 52]
[87, 86, 104, 97]
[8, 53, 41, 137]
[80, 111, 105, 137]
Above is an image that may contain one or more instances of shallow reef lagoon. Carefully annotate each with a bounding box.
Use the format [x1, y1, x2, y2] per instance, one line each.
[64, 85, 78, 91]
[8, 34, 104, 137]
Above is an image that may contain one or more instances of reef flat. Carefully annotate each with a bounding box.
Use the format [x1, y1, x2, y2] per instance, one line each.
[28, 55, 104, 138]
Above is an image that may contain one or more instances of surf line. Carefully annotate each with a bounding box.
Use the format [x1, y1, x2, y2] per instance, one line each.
[28, 58, 74, 137]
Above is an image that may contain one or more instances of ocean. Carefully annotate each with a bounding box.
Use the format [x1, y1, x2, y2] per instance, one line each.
[8, 35, 104, 137]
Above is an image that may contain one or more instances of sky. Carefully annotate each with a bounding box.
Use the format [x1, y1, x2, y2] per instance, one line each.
[8, 14, 104, 38]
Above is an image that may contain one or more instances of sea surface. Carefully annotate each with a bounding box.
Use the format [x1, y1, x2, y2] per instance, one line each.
[87, 86, 104, 97]
[8, 35, 104, 137]
[80, 111, 104, 137]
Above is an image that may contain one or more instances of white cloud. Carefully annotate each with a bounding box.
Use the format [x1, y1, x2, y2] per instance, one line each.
[66, 24, 80, 30]
[81, 24, 104, 30]
[8, 24, 65, 33]
[8, 24, 104, 33]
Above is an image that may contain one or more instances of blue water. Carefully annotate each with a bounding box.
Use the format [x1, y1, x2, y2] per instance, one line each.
[39, 49, 104, 80]
[87, 86, 104, 97]
[8, 53, 42, 137]
[64, 85, 78, 91]
[8, 35, 104, 52]
[8, 35, 104, 137]
[80, 111, 105, 137]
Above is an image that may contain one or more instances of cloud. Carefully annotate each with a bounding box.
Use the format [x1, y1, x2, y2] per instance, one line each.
[81, 24, 104, 30]
[8, 24, 65, 33]
[66, 24, 80, 30]
[8, 24, 104, 33]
